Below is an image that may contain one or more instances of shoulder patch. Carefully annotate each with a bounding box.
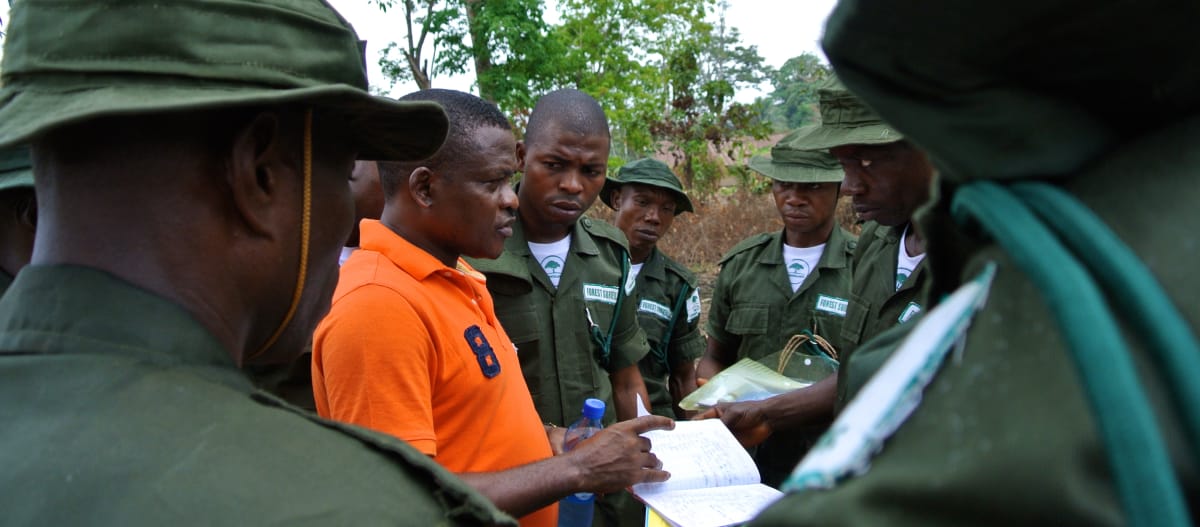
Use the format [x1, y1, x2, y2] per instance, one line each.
[686, 288, 702, 323]
[718, 232, 774, 266]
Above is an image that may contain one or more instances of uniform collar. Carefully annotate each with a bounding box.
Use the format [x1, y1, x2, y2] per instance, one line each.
[0, 264, 249, 391]
[637, 247, 668, 284]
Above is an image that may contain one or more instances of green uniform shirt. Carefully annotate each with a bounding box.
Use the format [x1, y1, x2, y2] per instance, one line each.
[749, 122, 1200, 526]
[468, 217, 650, 426]
[839, 221, 929, 358]
[0, 265, 513, 526]
[707, 227, 857, 360]
[633, 247, 704, 418]
[706, 227, 856, 488]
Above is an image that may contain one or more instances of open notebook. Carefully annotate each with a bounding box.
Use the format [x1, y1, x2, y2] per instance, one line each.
[632, 418, 782, 527]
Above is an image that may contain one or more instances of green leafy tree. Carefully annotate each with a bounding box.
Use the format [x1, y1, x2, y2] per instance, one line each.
[371, 0, 562, 120]
[649, 3, 771, 190]
[765, 52, 831, 129]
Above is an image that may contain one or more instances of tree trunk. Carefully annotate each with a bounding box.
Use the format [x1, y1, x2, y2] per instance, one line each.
[464, 0, 495, 102]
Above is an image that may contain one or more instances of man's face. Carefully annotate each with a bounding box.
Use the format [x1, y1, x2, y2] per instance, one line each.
[346, 160, 383, 246]
[517, 122, 610, 228]
[611, 183, 677, 255]
[771, 180, 840, 236]
[433, 126, 519, 259]
[830, 141, 934, 226]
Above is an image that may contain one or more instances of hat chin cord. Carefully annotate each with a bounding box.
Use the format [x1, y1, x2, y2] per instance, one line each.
[246, 108, 313, 363]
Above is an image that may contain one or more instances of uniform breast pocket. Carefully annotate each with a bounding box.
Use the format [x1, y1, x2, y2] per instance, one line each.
[500, 305, 541, 350]
[726, 303, 770, 336]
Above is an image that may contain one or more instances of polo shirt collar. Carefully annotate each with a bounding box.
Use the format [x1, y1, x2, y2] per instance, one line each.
[359, 219, 455, 281]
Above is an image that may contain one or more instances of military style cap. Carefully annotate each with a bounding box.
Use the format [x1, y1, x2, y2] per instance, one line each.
[0, 0, 447, 161]
[748, 127, 844, 183]
[0, 146, 34, 192]
[821, 0, 1200, 181]
[786, 77, 902, 151]
[602, 158, 694, 213]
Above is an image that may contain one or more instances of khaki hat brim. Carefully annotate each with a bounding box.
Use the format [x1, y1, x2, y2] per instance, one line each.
[748, 155, 844, 183]
[786, 122, 903, 151]
[600, 177, 694, 213]
[0, 82, 447, 162]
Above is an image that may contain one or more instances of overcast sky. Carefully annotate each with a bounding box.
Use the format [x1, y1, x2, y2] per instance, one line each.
[1, 1, 837, 101]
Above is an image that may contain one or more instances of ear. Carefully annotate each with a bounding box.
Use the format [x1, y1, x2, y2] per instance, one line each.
[515, 141, 527, 173]
[408, 166, 436, 208]
[609, 187, 622, 210]
[226, 111, 294, 238]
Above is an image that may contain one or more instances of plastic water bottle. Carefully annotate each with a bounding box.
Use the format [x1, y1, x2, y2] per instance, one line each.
[557, 398, 606, 527]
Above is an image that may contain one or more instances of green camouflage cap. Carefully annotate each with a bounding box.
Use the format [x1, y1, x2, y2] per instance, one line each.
[786, 77, 903, 151]
[0, 146, 34, 192]
[0, 0, 447, 161]
[748, 127, 844, 183]
[601, 158, 693, 213]
[821, 0, 1200, 180]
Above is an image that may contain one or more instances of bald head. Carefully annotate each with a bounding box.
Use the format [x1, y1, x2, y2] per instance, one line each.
[524, 89, 610, 147]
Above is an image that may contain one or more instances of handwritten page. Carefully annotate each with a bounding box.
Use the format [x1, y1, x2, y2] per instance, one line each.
[635, 419, 760, 494]
[637, 484, 782, 527]
[631, 419, 782, 527]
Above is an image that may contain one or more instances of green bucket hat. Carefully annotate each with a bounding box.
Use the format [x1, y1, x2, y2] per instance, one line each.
[786, 77, 902, 151]
[601, 158, 694, 213]
[0, 146, 34, 192]
[748, 127, 844, 183]
[0, 0, 447, 161]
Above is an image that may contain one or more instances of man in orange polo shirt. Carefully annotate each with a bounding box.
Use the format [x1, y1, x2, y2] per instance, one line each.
[312, 89, 673, 527]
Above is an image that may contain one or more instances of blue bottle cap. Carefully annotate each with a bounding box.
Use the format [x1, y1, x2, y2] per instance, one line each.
[582, 398, 606, 420]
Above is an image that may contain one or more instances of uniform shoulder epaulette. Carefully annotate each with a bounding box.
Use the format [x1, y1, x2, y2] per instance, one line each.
[842, 227, 860, 253]
[579, 216, 630, 249]
[718, 232, 774, 266]
[660, 252, 699, 287]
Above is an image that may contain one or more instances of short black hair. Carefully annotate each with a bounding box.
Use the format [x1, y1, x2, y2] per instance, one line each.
[524, 88, 610, 147]
[379, 89, 512, 196]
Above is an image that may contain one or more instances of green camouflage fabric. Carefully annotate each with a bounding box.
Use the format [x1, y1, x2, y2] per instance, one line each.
[632, 247, 704, 418]
[467, 216, 650, 427]
[838, 222, 929, 360]
[0, 266, 514, 526]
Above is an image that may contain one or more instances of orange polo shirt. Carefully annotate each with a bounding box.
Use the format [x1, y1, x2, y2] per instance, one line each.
[313, 220, 556, 527]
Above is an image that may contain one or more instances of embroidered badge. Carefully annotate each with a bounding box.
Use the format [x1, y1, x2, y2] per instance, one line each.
[638, 299, 672, 321]
[686, 288, 701, 322]
[464, 325, 501, 378]
[583, 283, 619, 305]
[815, 294, 849, 317]
[898, 302, 922, 323]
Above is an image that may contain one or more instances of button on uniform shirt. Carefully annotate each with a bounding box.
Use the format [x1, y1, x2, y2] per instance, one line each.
[0, 265, 512, 526]
[467, 216, 650, 427]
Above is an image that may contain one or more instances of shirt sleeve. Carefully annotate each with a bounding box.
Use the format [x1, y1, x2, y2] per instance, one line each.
[313, 284, 440, 456]
[669, 286, 706, 364]
[606, 285, 651, 372]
